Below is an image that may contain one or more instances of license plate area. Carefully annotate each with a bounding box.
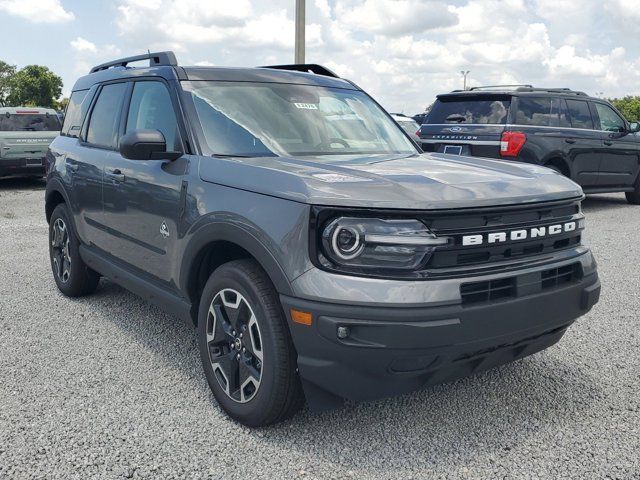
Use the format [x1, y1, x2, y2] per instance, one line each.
[443, 145, 463, 155]
[25, 158, 44, 166]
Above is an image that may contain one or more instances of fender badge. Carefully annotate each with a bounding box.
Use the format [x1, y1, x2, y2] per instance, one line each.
[160, 221, 170, 238]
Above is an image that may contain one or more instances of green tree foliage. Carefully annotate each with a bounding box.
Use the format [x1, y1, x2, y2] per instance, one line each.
[608, 96, 640, 123]
[6, 65, 63, 109]
[0, 61, 16, 107]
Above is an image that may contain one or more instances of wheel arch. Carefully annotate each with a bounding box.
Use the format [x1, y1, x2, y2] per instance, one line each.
[544, 156, 571, 178]
[180, 222, 294, 325]
[45, 179, 71, 224]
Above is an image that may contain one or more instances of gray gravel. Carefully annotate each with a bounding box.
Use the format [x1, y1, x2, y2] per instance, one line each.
[0, 177, 638, 479]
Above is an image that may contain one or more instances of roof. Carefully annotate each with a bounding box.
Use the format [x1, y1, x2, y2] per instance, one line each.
[0, 107, 58, 114]
[440, 86, 590, 98]
[72, 50, 357, 92]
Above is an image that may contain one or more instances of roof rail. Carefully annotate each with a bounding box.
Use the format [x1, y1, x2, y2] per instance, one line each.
[89, 51, 177, 74]
[515, 87, 588, 96]
[259, 63, 340, 78]
[468, 84, 533, 91]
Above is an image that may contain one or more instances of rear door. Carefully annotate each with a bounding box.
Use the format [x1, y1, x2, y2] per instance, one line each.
[74, 82, 129, 246]
[418, 94, 509, 158]
[591, 101, 639, 187]
[100, 79, 188, 284]
[564, 98, 602, 187]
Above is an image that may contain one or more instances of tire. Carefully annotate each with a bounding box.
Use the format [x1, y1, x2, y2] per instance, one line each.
[198, 259, 304, 427]
[626, 178, 640, 204]
[48, 203, 100, 297]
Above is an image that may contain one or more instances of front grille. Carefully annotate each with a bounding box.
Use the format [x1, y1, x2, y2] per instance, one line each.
[460, 277, 516, 304]
[461, 262, 582, 305]
[421, 199, 584, 274]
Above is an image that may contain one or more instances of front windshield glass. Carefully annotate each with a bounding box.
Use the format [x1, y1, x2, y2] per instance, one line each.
[182, 81, 416, 157]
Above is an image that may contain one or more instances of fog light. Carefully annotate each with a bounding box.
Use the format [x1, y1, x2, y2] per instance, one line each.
[337, 326, 350, 339]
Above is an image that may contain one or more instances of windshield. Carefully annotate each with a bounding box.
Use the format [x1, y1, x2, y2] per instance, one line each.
[427, 96, 511, 124]
[182, 81, 416, 157]
[0, 113, 61, 132]
[396, 119, 419, 135]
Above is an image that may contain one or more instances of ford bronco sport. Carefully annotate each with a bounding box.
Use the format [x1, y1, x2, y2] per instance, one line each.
[418, 86, 640, 204]
[0, 107, 61, 178]
[46, 52, 601, 427]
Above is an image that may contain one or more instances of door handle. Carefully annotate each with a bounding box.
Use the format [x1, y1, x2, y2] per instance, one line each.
[564, 138, 576, 144]
[604, 140, 613, 146]
[106, 168, 125, 182]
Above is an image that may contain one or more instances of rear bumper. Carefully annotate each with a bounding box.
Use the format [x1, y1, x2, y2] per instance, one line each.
[282, 268, 600, 410]
[0, 157, 46, 177]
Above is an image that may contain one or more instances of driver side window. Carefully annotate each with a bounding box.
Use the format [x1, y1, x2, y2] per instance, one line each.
[126, 81, 181, 151]
[594, 103, 626, 132]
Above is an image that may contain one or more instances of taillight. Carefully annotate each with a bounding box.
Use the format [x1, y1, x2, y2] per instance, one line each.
[415, 129, 421, 138]
[500, 131, 526, 157]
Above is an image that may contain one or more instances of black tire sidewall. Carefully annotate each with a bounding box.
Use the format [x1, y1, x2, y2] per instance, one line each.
[48, 204, 98, 296]
[197, 260, 294, 426]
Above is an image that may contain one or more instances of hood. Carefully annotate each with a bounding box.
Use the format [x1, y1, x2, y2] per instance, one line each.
[198, 152, 583, 210]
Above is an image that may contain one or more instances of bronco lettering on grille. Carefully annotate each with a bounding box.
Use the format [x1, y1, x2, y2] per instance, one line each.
[462, 221, 577, 246]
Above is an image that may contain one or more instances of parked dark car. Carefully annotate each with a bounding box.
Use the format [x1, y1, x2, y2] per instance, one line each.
[418, 86, 640, 204]
[45, 54, 600, 427]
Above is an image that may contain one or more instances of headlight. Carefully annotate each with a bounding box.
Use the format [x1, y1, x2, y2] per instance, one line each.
[318, 217, 449, 275]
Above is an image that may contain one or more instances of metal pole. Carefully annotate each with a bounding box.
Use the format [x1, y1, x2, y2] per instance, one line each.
[461, 70, 470, 90]
[295, 0, 305, 63]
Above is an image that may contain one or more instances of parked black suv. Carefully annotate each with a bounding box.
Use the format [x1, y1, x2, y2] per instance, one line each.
[46, 53, 600, 426]
[418, 86, 640, 204]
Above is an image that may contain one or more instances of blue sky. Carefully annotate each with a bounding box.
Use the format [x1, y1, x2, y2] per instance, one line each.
[1, 0, 639, 113]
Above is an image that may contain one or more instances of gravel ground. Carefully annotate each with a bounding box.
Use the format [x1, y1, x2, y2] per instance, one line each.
[0, 177, 638, 480]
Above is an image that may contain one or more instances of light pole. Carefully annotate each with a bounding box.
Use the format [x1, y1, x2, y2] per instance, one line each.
[295, 0, 305, 64]
[460, 70, 470, 90]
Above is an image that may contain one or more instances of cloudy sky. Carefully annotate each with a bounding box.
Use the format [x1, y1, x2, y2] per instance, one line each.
[1, 0, 639, 113]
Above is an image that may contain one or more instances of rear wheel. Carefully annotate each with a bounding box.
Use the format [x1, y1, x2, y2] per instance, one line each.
[48, 203, 100, 297]
[198, 259, 304, 427]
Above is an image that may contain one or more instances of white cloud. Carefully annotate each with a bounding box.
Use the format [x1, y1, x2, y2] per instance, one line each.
[0, 0, 74, 23]
[70, 37, 97, 54]
[103, 0, 640, 111]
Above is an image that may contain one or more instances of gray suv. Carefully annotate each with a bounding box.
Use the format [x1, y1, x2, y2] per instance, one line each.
[46, 52, 601, 427]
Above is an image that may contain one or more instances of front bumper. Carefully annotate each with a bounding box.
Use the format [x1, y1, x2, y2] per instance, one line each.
[0, 157, 46, 177]
[282, 254, 600, 410]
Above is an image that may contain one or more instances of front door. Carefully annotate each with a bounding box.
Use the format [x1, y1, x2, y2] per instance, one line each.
[564, 99, 602, 187]
[101, 80, 188, 285]
[592, 102, 640, 187]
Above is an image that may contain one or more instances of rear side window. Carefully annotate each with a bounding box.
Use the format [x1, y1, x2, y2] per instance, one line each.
[427, 97, 510, 124]
[125, 81, 181, 151]
[86, 83, 127, 148]
[515, 97, 570, 127]
[62, 90, 90, 137]
[565, 100, 594, 129]
[0, 111, 61, 132]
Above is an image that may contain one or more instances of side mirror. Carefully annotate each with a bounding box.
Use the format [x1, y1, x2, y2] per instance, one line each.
[629, 122, 640, 133]
[119, 129, 181, 161]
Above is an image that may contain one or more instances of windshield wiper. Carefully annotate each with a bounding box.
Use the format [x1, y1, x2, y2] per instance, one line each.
[445, 114, 467, 123]
[21, 127, 36, 131]
[211, 153, 256, 158]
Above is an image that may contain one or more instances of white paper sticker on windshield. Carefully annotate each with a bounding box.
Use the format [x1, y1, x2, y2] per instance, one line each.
[293, 103, 318, 110]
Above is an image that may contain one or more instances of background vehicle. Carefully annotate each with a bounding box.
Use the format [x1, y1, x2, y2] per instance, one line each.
[45, 53, 600, 427]
[418, 86, 640, 204]
[0, 107, 61, 178]
[391, 113, 421, 142]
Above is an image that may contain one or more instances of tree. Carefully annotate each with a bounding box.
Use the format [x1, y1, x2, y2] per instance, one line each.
[7, 65, 63, 109]
[608, 96, 640, 123]
[57, 97, 70, 112]
[0, 60, 16, 107]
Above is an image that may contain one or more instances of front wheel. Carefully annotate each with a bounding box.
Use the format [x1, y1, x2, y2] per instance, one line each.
[198, 259, 304, 427]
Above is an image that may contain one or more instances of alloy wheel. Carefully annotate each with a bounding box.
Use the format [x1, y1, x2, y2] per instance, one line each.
[51, 218, 71, 283]
[206, 289, 264, 403]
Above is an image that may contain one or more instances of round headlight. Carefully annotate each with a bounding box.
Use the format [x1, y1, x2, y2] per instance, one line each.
[331, 225, 364, 260]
